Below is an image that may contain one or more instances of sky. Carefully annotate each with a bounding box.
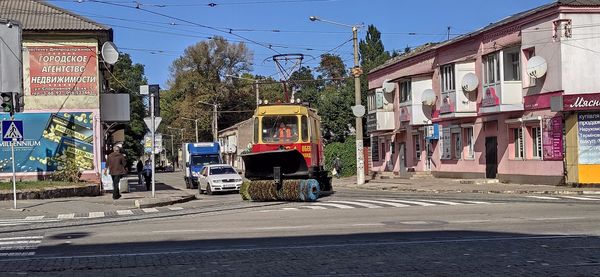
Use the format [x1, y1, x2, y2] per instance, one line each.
[48, 0, 551, 88]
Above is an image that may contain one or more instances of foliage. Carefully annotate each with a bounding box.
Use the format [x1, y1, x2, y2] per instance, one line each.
[0, 181, 87, 191]
[108, 53, 147, 165]
[49, 154, 82, 183]
[324, 136, 357, 177]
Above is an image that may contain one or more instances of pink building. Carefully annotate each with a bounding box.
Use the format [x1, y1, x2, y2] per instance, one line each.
[367, 0, 600, 185]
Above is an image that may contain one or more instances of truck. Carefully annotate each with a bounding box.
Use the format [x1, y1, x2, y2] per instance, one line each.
[183, 142, 223, 189]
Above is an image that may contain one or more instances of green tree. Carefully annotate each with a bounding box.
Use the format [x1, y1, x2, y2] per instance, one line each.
[107, 53, 147, 165]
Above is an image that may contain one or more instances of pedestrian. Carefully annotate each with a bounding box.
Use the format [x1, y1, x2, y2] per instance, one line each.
[333, 156, 342, 179]
[104, 145, 127, 200]
[136, 159, 144, 187]
[143, 159, 152, 191]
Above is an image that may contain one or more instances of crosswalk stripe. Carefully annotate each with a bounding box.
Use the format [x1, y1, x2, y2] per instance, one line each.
[0, 252, 35, 256]
[379, 199, 436, 206]
[283, 208, 299, 210]
[0, 236, 42, 241]
[355, 199, 410, 208]
[309, 203, 355, 209]
[57, 213, 75, 219]
[561, 196, 600, 201]
[526, 196, 560, 200]
[25, 216, 44, 220]
[168, 207, 184, 211]
[416, 199, 463, 205]
[142, 208, 159, 213]
[0, 241, 41, 246]
[460, 201, 493, 204]
[327, 200, 382, 209]
[116, 210, 134, 216]
[302, 206, 327, 210]
[88, 212, 105, 218]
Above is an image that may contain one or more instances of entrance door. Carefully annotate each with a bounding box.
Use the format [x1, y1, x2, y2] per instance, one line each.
[399, 143, 406, 174]
[485, 137, 498, 179]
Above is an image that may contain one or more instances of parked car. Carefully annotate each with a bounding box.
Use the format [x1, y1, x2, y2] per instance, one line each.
[198, 164, 243, 195]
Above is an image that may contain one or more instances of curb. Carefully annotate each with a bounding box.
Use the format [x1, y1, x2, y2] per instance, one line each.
[338, 185, 600, 195]
[134, 194, 196, 209]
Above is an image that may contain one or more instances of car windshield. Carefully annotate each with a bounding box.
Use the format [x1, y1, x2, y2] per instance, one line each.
[210, 166, 237, 175]
[191, 154, 220, 166]
[262, 115, 299, 143]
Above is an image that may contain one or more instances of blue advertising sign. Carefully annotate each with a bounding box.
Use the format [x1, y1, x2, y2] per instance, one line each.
[577, 113, 600, 164]
[0, 112, 94, 173]
[2, 120, 23, 142]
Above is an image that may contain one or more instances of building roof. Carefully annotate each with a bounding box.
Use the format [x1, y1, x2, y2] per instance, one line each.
[218, 118, 253, 135]
[0, 0, 110, 31]
[370, 0, 600, 75]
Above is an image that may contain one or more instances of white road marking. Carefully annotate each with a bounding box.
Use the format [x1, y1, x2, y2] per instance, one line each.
[526, 196, 560, 200]
[142, 208, 159, 213]
[88, 212, 105, 218]
[0, 241, 42, 246]
[379, 199, 436, 206]
[327, 200, 382, 209]
[57, 213, 75, 219]
[460, 201, 493, 205]
[0, 236, 43, 258]
[308, 203, 355, 209]
[416, 199, 463, 205]
[0, 236, 42, 241]
[282, 208, 298, 210]
[168, 207, 184, 211]
[561, 196, 600, 201]
[152, 229, 209, 233]
[354, 199, 410, 208]
[0, 252, 35, 256]
[301, 206, 327, 210]
[116, 210, 134, 216]
[24, 216, 44, 220]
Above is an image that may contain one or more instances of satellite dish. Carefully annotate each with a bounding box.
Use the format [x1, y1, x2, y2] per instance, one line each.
[461, 72, 479, 92]
[351, 105, 365, 117]
[101, 41, 120, 65]
[526, 56, 547, 79]
[421, 89, 436, 106]
[382, 79, 395, 94]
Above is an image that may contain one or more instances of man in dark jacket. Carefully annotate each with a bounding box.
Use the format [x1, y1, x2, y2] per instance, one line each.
[105, 145, 127, 200]
[136, 159, 143, 186]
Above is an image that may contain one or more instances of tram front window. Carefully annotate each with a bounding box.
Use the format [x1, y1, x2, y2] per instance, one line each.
[262, 116, 299, 143]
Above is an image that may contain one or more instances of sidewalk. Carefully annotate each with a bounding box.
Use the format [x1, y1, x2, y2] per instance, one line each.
[0, 173, 196, 220]
[333, 176, 600, 195]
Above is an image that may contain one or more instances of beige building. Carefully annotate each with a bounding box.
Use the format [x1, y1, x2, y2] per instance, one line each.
[218, 118, 253, 171]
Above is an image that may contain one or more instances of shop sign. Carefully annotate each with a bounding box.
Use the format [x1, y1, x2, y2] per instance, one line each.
[564, 93, 600, 111]
[524, 91, 562, 110]
[542, 115, 563, 161]
[28, 45, 98, 96]
[577, 113, 600, 164]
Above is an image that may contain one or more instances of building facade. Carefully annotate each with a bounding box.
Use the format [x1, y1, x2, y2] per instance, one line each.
[0, 0, 113, 181]
[368, 0, 600, 185]
[217, 118, 253, 171]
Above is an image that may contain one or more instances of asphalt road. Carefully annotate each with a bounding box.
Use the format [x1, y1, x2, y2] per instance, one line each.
[0, 173, 599, 276]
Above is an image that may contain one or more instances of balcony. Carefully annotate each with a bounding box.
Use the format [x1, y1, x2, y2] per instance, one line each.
[479, 82, 524, 114]
[367, 111, 395, 133]
[438, 62, 478, 119]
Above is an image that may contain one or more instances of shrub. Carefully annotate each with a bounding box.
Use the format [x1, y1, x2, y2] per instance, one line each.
[49, 154, 82, 183]
[324, 136, 356, 177]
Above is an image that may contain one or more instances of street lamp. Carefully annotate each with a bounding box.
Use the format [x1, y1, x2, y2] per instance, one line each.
[167, 126, 184, 142]
[198, 101, 218, 142]
[181, 117, 200, 143]
[225, 74, 260, 107]
[309, 15, 366, 185]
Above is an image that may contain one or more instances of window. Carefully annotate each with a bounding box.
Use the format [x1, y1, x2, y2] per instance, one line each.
[484, 53, 500, 85]
[253, 117, 259, 143]
[413, 134, 421, 160]
[381, 142, 385, 159]
[441, 64, 455, 92]
[523, 48, 536, 87]
[191, 154, 221, 166]
[464, 127, 474, 159]
[454, 132, 462, 160]
[367, 93, 376, 112]
[301, 115, 309, 142]
[210, 166, 237, 175]
[261, 116, 299, 143]
[371, 137, 379, 162]
[503, 48, 521, 81]
[513, 128, 524, 159]
[400, 80, 411, 103]
[391, 142, 395, 154]
[532, 127, 542, 158]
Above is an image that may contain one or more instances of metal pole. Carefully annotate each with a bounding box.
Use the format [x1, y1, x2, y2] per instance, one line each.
[194, 120, 199, 143]
[11, 138, 17, 209]
[150, 92, 156, 198]
[255, 80, 260, 107]
[213, 104, 218, 142]
[353, 26, 365, 185]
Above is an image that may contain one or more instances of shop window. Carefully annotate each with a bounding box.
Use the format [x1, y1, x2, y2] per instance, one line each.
[400, 80, 411, 103]
[453, 132, 462, 160]
[463, 127, 474, 159]
[513, 128, 524, 159]
[381, 142, 386, 159]
[503, 48, 521, 81]
[531, 126, 542, 159]
[371, 137, 379, 162]
[413, 134, 421, 160]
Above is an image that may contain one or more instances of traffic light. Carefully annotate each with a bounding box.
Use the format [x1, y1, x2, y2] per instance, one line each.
[149, 84, 160, 117]
[14, 92, 24, 113]
[0, 92, 14, 116]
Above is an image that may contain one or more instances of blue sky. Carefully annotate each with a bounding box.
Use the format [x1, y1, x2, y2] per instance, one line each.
[49, 0, 551, 88]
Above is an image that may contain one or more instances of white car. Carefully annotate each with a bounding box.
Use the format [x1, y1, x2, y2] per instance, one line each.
[198, 164, 243, 195]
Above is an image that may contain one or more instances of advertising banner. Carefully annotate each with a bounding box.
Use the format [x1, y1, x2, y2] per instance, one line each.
[542, 116, 563, 161]
[0, 112, 94, 173]
[144, 133, 162, 154]
[27, 45, 98, 96]
[577, 113, 600, 164]
[563, 93, 600, 111]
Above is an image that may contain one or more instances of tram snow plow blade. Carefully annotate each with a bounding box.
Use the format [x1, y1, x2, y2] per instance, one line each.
[242, 150, 309, 181]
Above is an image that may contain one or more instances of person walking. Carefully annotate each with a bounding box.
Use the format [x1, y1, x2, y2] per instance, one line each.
[105, 145, 127, 200]
[136, 159, 144, 187]
[333, 156, 342, 179]
[143, 159, 152, 191]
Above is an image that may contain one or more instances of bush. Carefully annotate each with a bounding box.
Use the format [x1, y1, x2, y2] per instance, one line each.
[49, 154, 82, 183]
[324, 136, 356, 177]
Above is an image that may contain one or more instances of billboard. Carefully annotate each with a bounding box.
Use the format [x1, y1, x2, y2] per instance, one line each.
[577, 112, 600, 164]
[0, 112, 94, 173]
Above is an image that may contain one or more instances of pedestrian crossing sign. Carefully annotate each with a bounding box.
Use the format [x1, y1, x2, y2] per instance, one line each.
[2, 120, 23, 142]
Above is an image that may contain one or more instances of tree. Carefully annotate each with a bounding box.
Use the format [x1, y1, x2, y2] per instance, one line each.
[107, 53, 147, 165]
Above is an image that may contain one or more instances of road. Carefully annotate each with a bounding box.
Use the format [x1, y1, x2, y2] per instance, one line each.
[0, 173, 598, 276]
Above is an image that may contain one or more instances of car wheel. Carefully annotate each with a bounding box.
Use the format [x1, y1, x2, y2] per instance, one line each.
[206, 184, 213, 195]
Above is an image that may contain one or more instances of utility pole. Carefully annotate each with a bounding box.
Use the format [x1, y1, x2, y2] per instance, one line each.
[198, 101, 218, 142]
[182, 117, 199, 142]
[150, 89, 156, 198]
[255, 80, 260, 107]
